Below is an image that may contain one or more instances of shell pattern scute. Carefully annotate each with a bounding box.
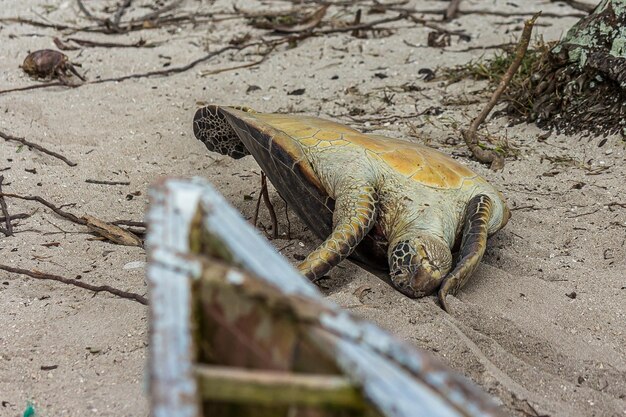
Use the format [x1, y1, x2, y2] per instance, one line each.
[356, 139, 479, 190]
[343, 133, 390, 153]
[317, 141, 334, 148]
[240, 111, 481, 191]
[255, 114, 359, 138]
[313, 130, 343, 141]
[299, 137, 322, 147]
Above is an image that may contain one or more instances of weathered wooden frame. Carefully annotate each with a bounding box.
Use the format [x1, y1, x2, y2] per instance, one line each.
[146, 177, 503, 417]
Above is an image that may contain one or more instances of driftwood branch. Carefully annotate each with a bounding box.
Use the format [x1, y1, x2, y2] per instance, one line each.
[82, 214, 143, 247]
[462, 13, 540, 170]
[0, 264, 147, 305]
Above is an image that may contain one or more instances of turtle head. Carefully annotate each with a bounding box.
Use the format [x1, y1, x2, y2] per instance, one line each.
[388, 234, 452, 298]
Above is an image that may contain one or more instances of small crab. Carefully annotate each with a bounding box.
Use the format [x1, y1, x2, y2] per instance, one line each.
[21, 49, 86, 85]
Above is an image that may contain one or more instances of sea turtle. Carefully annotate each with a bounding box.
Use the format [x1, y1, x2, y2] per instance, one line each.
[193, 105, 510, 311]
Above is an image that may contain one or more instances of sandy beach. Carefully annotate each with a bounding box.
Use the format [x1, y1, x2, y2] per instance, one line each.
[0, 1, 624, 416]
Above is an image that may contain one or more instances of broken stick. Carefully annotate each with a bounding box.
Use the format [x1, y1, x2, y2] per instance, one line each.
[0, 264, 148, 305]
[0, 176, 12, 236]
[0, 130, 77, 166]
[444, 0, 462, 21]
[0, 192, 143, 245]
[462, 12, 540, 170]
[82, 214, 143, 247]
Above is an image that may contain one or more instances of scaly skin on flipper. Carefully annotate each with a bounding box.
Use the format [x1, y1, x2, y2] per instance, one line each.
[193, 105, 511, 310]
[298, 180, 379, 281]
[438, 194, 495, 312]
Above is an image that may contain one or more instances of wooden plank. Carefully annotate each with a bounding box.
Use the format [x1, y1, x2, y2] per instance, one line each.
[146, 179, 204, 417]
[146, 178, 505, 417]
[195, 180, 321, 300]
[195, 365, 364, 409]
[189, 178, 502, 417]
[311, 330, 461, 417]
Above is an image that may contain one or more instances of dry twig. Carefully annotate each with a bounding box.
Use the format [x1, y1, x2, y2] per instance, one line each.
[389, 6, 583, 19]
[1, 13, 435, 95]
[0, 16, 77, 31]
[111, 219, 146, 228]
[0, 176, 12, 236]
[0, 192, 141, 245]
[0, 193, 85, 225]
[54, 36, 157, 50]
[550, 0, 595, 13]
[0, 43, 245, 95]
[252, 183, 264, 228]
[252, 173, 279, 239]
[462, 13, 540, 170]
[0, 81, 67, 95]
[260, 173, 279, 239]
[85, 179, 131, 185]
[444, 0, 462, 21]
[0, 212, 33, 223]
[271, 5, 329, 33]
[201, 45, 275, 77]
[0, 130, 77, 166]
[90, 44, 244, 84]
[110, 0, 133, 31]
[0, 264, 148, 304]
[76, 0, 106, 24]
[130, 0, 184, 25]
[607, 202, 626, 211]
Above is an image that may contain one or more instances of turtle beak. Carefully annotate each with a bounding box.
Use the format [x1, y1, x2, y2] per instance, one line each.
[388, 237, 451, 298]
[390, 262, 443, 298]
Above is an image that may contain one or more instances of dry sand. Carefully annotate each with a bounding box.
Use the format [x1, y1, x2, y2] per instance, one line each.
[1, 0, 624, 416]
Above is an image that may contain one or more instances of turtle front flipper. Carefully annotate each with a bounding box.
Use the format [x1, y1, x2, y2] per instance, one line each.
[438, 194, 493, 312]
[298, 180, 378, 282]
[193, 105, 252, 159]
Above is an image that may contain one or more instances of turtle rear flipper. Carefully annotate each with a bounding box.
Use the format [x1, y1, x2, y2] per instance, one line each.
[438, 194, 493, 312]
[193, 105, 250, 159]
